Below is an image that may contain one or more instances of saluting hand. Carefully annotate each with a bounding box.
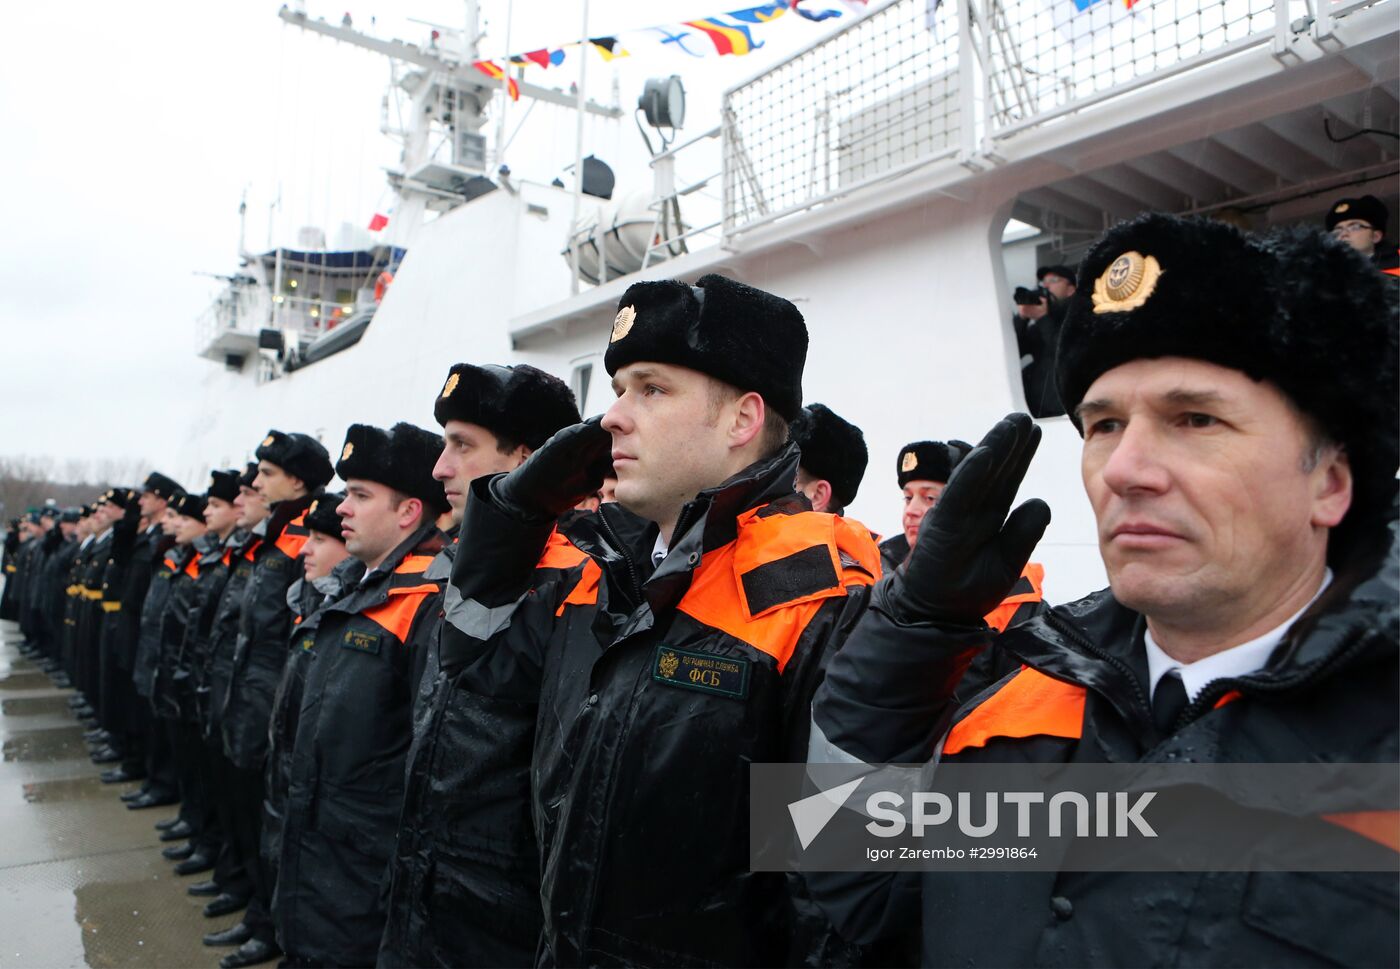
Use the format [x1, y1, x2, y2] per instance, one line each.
[490, 416, 614, 522]
[892, 413, 1051, 626]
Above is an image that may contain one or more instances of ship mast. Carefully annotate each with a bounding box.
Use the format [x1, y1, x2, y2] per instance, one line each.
[276, 3, 621, 247]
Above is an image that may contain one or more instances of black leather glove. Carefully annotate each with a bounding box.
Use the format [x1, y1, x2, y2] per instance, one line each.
[489, 416, 613, 522]
[890, 412, 1051, 626]
[111, 496, 142, 553]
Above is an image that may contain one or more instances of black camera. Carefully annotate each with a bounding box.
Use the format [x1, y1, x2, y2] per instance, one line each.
[1013, 286, 1046, 306]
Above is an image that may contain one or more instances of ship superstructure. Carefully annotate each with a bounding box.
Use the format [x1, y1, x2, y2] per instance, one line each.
[189, 0, 1399, 601]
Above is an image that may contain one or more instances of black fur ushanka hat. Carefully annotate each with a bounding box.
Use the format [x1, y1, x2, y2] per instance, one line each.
[433, 363, 580, 449]
[1325, 195, 1388, 235]
[604, 273, 808, 421]
[255, 430, 334, 492]
[896, 440, 974, 489]
[141, 472, 185, 500]
[1057, 212, 1398, 561]
[206, 469, 242, 504]
[101, 488, 137, 511]
[335, 423, 451, 517]
[303, 492, 346, 540]
[791, 403, 868, 508]
[171, 492, 207, 521]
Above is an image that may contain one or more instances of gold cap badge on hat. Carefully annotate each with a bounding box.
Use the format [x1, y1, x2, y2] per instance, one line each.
[901, 451, 918, 473]
[1092, 251, 1163, 315]
[1335, 202, 1350, 214]
[340, 442, 354, 462]
[441, 372, 459, 399]
[611, 305, 637, 343]
[308, 500, 319, 515]
[262, 435, 276, 447]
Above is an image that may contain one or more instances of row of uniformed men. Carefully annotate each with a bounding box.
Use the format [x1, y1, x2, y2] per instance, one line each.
[4, 209, 1396, 969]
[2, 276, 1027, 969]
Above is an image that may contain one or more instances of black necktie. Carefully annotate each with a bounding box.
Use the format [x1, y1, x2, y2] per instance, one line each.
[1153, 672, 1188, 734]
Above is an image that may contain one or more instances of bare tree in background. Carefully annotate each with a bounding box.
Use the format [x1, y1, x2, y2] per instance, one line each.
[0, 454, 152, 524]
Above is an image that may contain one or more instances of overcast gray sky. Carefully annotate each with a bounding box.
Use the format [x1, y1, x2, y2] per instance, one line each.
[0, 0, 857, 479]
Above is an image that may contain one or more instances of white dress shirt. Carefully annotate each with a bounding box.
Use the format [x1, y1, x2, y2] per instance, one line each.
[1144, 569, 1332, 702]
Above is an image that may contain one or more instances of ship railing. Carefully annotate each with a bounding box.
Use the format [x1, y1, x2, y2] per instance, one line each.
[269, 293, 364, 342]
[642, 125, 726, 270]
[718, 0, 1391, 237]
[194, 281, 268, 353]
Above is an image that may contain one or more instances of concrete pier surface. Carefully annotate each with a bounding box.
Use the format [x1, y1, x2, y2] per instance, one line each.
[0, 620, 228, 968]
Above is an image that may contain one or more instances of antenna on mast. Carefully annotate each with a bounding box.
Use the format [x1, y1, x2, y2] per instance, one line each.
[276, 4, 621, 244]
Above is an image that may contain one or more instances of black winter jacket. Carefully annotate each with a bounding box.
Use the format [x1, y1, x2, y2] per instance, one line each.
[379, 529, 577, 969]
[110, 525, 164, 677]
[203, 529, 258, 738]
[131, 529, 178, 698]
[21, 531, 55, 641]
[809, 523, 1399, 968]
[442, 444, 881, 967]
[134, 546, 181, 703]
[0, 529, 20, 620]
[221, 495, 313, 769]
[61, 537, 97, 667]
[40, 536, 79, 650]
[877, 534, 908, 576]
[184, 533, 235, 723]
[151, 540, 207, 721]
[274, 524, 446, 967]
[262, 558, 363, 882]
[76, 531, 113, 668]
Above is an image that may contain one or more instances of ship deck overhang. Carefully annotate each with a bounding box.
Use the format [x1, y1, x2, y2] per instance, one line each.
[510, 1, 1397, 348]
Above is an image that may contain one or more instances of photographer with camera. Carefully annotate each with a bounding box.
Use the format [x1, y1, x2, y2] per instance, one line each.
[1012, 284, 1066, 418]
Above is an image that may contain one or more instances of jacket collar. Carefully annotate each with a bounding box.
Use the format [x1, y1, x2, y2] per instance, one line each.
[1001, 517, 1398, 732]
[266, 493, 314, 540]
[571, 442, 807, 629]
[333, 520, 444, 614]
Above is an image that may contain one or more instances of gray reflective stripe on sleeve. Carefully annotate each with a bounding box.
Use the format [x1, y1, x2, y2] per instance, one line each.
[442, 583, 528, 639]
[808, 714, 871, 767]
[424, 550, 453, 581]
[807, 716, 942, 824]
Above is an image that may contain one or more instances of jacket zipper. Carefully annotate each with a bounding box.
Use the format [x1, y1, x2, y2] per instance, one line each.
[596, 512, 643, 605]
[1041, 610, 1153, 721]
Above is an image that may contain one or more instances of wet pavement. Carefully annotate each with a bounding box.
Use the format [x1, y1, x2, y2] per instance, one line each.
[0, 622, 234, 968]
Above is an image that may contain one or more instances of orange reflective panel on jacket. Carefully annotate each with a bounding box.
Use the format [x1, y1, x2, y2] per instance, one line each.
[538, 529, 588, 572]
[678, 508, 878, 672]
[1321, 810, 1400, 853]
[396, 555, 437, 575]
[274, 514, 310, 560]
[362, 555, 440, 643]
[183, 556, 200, 579]
[363, 588, 436, 643]
[984, 562, 1045, 633]
[943, 666, 1086, 756]
[557, 559, 602, 616]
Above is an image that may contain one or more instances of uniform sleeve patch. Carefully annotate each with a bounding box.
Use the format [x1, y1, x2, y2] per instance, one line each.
[740, 544, 838, 616]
